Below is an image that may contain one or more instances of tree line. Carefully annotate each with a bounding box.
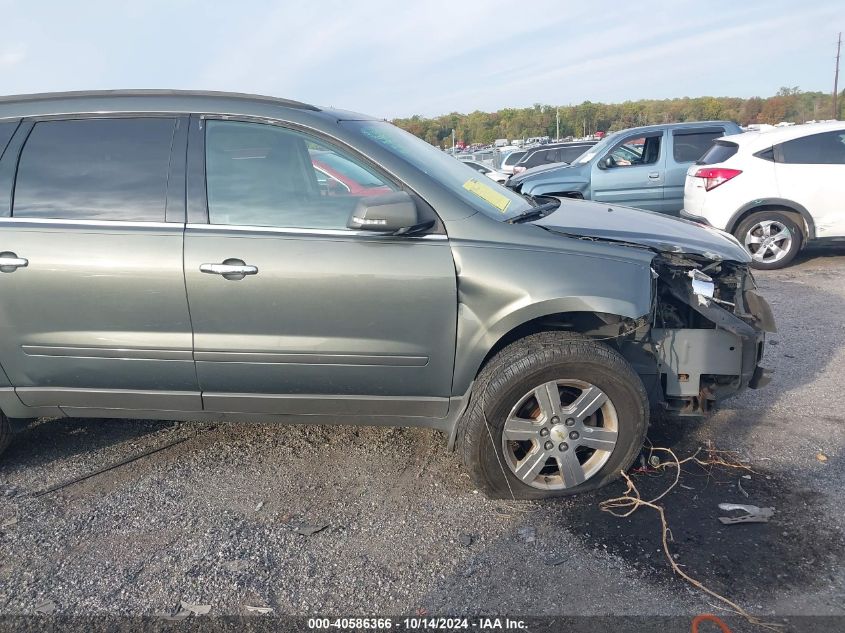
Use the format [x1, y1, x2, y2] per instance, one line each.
[393, 87, 843, 147]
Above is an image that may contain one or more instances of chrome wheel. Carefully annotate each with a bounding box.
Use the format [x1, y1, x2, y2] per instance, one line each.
[743, 220, 793, 264]
[501, 379, 619, 490]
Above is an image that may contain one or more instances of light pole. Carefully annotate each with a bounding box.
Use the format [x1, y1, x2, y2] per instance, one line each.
[556, 107, 560, 141]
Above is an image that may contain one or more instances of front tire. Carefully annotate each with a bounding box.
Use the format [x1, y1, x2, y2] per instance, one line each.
[459, 332, 648, 499]
[734, 210, 802, 270]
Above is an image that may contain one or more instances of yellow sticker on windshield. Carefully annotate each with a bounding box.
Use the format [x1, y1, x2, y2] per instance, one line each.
[462, 179, 511, 213]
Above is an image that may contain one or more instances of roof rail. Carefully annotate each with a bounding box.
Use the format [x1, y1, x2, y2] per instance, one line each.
[0, 89, 319, 111]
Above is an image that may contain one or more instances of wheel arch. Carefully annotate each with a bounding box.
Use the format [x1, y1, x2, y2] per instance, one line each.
[726, 199, 815, 241]
[453, 298, 650, 397]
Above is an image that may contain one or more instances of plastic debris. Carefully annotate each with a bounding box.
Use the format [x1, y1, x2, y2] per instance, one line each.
[816, 453, 828, 463]
[244, 605, 274, 615]
[718, 503, 775, 524]
[292, 524, 328, 537]
[223, 559, 249, 572]
[163, 601, 211, 620]
[648, 455, 661, 469]
[184, 602, 211, 615]
[254, 501, 265, 512]
[737, 478, 749, 498]
[517, 526, 536, 543]
[34, 600, 56, 615]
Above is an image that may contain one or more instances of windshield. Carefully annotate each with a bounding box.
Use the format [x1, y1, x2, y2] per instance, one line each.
[574, 131, 623, 164]
[343, 120, 532, 220]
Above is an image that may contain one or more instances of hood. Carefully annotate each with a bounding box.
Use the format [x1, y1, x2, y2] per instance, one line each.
[509, 161, 587, 185]
[534, 198, 751, 263]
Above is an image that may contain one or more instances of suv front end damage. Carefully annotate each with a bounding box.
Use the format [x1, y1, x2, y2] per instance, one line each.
[534, 198, 775, 417]
[648, 253, 775, 416]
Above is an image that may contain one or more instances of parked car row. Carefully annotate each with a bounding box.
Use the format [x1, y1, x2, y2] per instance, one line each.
[505, 121, 742, 215]
[460, 159, 509, 184]
[511, 141, 597, 175]
[503, 119, 845, 269]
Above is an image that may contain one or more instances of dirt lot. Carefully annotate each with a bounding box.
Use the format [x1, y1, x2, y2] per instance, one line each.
[1, 244, 844, 631]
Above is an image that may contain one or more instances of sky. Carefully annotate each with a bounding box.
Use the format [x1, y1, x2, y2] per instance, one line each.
[0, 0, 843, 119]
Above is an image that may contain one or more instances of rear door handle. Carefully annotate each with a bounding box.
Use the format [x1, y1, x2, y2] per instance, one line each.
[0, 252, 28, 273]
[648, 172, 661, 179]
[200, 259, 258, 281]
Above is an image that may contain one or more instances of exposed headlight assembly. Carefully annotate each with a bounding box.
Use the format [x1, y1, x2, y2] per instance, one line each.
[688, 269, 715, 306]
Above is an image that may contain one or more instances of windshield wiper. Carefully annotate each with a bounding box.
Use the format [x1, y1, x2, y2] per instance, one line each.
[507, 200, 560, 224]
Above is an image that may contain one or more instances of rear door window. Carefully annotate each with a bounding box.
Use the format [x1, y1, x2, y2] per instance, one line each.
[13, 118, 176, 221]
[777, 130, 845, 164]
[673, 130, 725, 163]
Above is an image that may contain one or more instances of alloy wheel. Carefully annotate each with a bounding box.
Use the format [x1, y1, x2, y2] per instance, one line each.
[501, 379, 619, 490]
[743, 220, 793, 264]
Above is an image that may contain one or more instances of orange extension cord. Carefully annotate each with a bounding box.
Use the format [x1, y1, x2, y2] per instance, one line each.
[692, 614, 732, 633]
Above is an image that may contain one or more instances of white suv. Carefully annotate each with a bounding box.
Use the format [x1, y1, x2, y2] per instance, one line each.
[682, 121, 845, 269]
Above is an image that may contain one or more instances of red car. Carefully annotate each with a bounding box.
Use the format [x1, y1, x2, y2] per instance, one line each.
[310, 150, 392, 196]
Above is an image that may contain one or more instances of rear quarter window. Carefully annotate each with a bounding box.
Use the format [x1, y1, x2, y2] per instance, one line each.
[0, 121, 19, 159]
[777, 130, 845, 165]
[696, 141, 738, 165]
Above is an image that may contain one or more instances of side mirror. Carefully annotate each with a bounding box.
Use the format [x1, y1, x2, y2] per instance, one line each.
[601, 156, 616, 169]
[347, 191, 421, 233]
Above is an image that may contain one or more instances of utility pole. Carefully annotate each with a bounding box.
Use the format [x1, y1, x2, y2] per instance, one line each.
[556, 107, 560, 141]
[451, 128, 455, 154]
[834, 32, 841, 119]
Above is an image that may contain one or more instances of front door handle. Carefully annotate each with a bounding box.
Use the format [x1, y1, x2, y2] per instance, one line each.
[648, 172, 661, 179]
[200, 259, 258, 281]
[0, 252, 28, 273]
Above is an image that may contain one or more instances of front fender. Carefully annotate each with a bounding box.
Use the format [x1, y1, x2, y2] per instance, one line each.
[450, 241, 654, 396]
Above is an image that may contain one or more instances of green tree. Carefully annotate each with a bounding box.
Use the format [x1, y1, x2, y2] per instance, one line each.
[390, 89, 832, 145]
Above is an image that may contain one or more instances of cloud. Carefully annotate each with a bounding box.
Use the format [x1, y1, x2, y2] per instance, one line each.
[0, 49, 25, 69]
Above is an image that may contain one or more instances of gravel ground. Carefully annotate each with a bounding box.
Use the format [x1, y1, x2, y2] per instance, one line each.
[0, 244, 843, 629]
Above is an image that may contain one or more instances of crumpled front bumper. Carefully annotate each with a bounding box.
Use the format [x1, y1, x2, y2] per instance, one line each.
[654, 271, 774, 413]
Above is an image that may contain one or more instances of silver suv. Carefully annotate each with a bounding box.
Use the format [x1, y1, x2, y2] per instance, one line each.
[0, 91, 774, 499]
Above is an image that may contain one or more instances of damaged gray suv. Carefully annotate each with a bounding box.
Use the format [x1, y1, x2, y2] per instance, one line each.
[0, 91, 774, 499]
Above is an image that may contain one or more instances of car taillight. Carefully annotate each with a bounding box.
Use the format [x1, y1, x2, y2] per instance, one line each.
[693, 167, 742, 191]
